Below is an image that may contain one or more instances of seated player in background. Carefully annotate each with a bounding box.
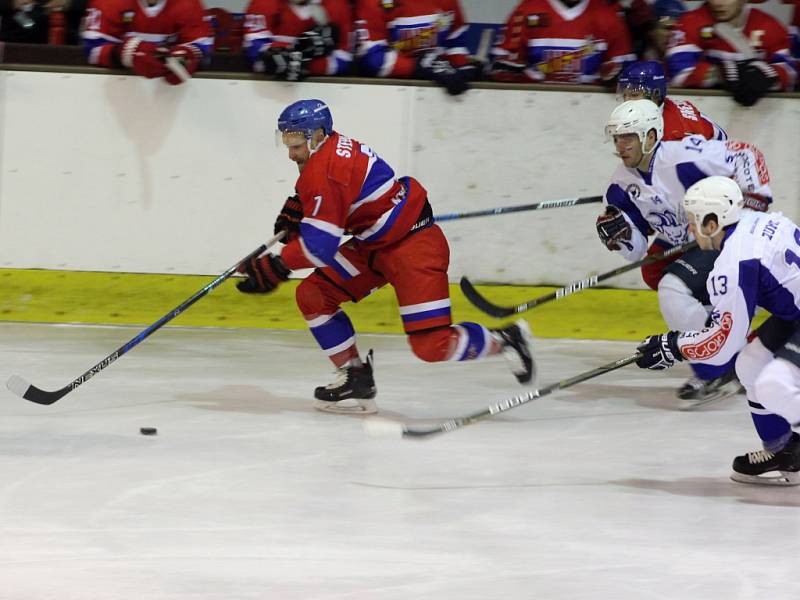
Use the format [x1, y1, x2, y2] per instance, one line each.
[487, 0, 636, 86]
[665, 0, 797, 105]
[353, 0, 481, 96]
[81, 0, 212, 84]
[234, 99, 535, 415]
[242, 0, 353, 81]
[636, 176, 800, 486]
[598, 99, 771, 406]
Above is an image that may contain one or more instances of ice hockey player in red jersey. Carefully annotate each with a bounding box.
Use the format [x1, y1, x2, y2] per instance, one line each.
[82, 0, 213, 84]
[243, 0, 353, 81]
[665, 0, 797, 105]
[354, 0, 481, 95]
[618, 61, 727, 143]
[488, 0, 636, 85]
[235, 99, 536, 415]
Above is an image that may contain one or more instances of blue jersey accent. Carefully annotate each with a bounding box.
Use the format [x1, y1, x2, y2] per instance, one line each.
[675, 161, 708, 191]
[310, 311, 355, 352]
[300, 222, 340, 265]
[357, 158, 395, 202]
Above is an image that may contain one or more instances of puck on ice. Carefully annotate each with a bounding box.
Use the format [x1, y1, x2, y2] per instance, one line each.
[140, 427, 158, 436]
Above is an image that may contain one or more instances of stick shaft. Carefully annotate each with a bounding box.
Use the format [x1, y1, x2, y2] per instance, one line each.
[434, 195, 602, 223]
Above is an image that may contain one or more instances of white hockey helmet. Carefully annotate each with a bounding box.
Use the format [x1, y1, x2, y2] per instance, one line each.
[683, 176, 744, 236]
[605, 99, 664, 154]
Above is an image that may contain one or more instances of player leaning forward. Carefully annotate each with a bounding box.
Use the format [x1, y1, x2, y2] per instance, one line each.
[636, 177, 800, 486]
[235, 99, 535, 414]
[598, 99, 771, 406]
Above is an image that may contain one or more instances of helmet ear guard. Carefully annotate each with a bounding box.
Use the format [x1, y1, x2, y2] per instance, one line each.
[605, 99, 664, 154]
[683, 176, 744, 237]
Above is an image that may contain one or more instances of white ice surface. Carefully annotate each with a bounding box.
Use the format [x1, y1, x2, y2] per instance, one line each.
[0, 322, 798, 600]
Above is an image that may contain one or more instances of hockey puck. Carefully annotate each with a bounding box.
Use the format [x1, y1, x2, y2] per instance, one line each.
[139, 427, 158, 436]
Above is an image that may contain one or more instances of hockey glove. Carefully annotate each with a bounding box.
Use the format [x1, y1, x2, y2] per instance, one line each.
[724, 60, 779, 107]
[488, 59, 527, 82]
[236, 253, 291, 294]
[414, 51, 472, 96]
[273, 194, 303, 242]
[119, 38, 169, 79]
[294, 25, 338, 60]
[596, 206, 632, 251]
[259, 46, 307, 81]
[164, 44, 202, 85]
[636, 332, 683, 370]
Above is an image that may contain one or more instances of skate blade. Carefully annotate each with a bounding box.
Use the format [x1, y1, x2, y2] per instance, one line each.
[313, 398, 378, 415]
[730, 470, 800, 486]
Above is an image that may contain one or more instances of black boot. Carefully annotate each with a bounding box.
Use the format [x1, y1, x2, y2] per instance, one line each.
[313, 350, 378, 414]
[492, 319, 536, 385]
[731, 432, 800, 486]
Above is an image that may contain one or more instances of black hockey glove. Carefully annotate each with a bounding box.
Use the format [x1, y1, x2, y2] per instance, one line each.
[274, 194, 304, 242]
[413, 51, 472, 96]
[258, 46, 307, 81]
[236, 254, 291, 294]
[294, 25, 339, 60]
[636, 332, 683, 371]
[596, 206, 632, 251]
[722, 59, 779, 107]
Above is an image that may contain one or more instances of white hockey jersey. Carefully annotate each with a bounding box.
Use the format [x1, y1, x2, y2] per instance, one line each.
[604, 135, 772, 262]
[677, 210, 800, 369]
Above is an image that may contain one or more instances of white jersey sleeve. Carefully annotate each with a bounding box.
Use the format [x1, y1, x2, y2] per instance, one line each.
[677, 211, 800, 367]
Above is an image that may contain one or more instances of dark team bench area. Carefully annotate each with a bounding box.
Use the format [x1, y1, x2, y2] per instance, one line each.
[3, 42, 799, 99]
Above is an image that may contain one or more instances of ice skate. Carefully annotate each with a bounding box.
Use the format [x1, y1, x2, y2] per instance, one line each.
[313, 350, 378, 415]
[677, 370, 742, 410]
[730, 432, 800, 486]
[493, 319, 536, 385]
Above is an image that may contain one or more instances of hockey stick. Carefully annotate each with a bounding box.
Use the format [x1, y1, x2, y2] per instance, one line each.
[6, 233, 284, 405]
[434, 195, 602, 223]
[364, 352, 641, 439]
[460, 240, 698, 318]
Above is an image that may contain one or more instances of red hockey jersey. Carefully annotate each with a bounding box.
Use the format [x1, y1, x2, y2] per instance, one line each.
[354, 0, 469, 77]
[666, 4, 797, 90]
[280, 132, 428, 279]
[82, 0, 213, 67]
[242, 0, 353, 75]
[662, 97, 727, 141]
[491, 0, 636, 83]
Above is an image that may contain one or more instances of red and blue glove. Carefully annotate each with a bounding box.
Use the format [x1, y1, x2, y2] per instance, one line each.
[119, 38, 169, 79]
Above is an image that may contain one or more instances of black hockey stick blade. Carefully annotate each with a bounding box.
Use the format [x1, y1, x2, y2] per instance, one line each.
[460, 240, 698, 318]
[459, 276, 517, 318]
[6, 233, 283, 405]
[364, 353, 641, 439]
[435, 195, 602, 223]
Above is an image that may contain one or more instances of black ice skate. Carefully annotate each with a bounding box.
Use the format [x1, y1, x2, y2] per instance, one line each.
[677, 370, 742, 410]
[493, 319, 536, 385]
[313, 350, 378, 415]
[730, 432, 800, 486]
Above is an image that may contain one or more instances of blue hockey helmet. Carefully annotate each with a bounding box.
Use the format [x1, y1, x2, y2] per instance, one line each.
[653, 0, 686, 20]
[277, 99, 334, 140]
[616, 61, 668, 105]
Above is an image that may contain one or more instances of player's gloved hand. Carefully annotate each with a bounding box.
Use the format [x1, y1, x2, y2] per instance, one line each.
[596, 205, 632, 251]
[635, 332, 683, 370]
[488, 59, 527, 82]
[294, 24, 338, 60]
[413, 50, 471, 96]
[164, 44, 202, 85]
[236, 253, 291, 294]
[723, 59, 779, 107]
[742, 192, 770, 212]
[273, 194, 303, 242]
[259, 46, 307, 81]
[119, 38, 169, 79]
